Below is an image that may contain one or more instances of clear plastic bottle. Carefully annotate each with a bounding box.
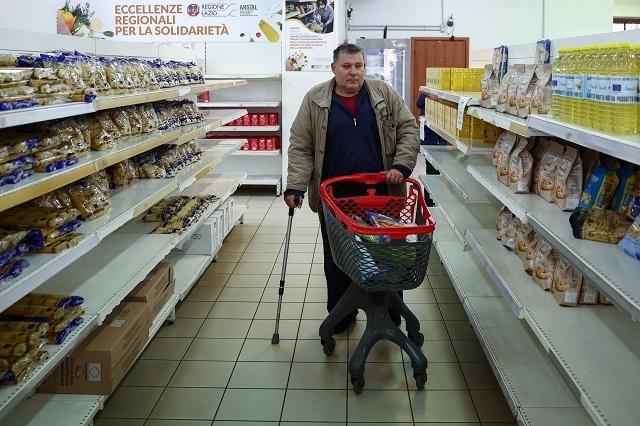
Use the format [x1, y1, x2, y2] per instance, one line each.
[563, 48, 576, 122]
[610, 42, 638, 134]
[583, 45, 598, 128]
[632, 45, 640, 134]
[571, 47, 587, 124]
[594, 44, 614, 133]
[552, 48, 567, 120]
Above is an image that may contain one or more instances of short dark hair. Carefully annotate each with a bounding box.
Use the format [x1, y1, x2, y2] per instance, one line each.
[332, 43, 365, 64]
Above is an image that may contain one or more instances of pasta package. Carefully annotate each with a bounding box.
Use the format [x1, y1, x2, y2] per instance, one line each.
[579, 166, 620, 209]
[619, 215, 640, 261]
[554, 146, 583, 211]
[612, 169, 638, 213]
[570, 208, 632, 244]
[508, 137, 534, 193]
[496, 206, 513, 240]
[538, 141, 565, 202]
[533, 240, 556, 290]
[552, 257, 583, 307]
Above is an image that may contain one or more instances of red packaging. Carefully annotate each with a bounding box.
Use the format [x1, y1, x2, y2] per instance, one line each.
[250, 114, 259, 127]
[242, 115, 251, 126]
[274, 136, 280, 149]
[241, 140, 249, 151]
[235, 118, 243, 126]
[269, 113, 278, 125]
[259, 114, 268, 126]
[265, 137, 275, 151]
[198, 92, 210, 102]
[258, 137, 266, 151]
[249, 138, 258, 151]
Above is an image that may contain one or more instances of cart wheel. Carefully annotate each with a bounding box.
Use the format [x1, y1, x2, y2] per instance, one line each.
[409, 332, 424, 349]
[351, 376, 365, 394]
[414, 372, 427, 390]
[321, 338, 336, 355]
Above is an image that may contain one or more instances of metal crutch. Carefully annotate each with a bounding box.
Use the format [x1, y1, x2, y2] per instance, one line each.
[272, 195, 300, 344]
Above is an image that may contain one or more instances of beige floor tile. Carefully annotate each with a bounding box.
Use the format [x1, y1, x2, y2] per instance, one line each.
[446, 321, 478, 340]
[197, 273, 230, 287]
[209, 301, 259, 319]
[290, 226, 319, 235]
[228, 361, 291, 388]
[233, 262, 274, 275]
[94, 419, 145, 426]
[101, 386, 164, 419]
[312, 252, 324, 263]
[276, 252, 314, 263]
[309, 264, 324, 275]
[169, 360, 234, 387]
[272, 262, 311, 275]
[404, 288, 437, 303]
[227, 274, 270, 287]
[289, 234, 318, 244]
[288, 362, 346, 389]
[256, 226, 288, 234]
[214, 422, 277, 426]
[434, 288, 462, 304]
[251, 234, 285, 243]
[239, 339, 295, 362]
[421, 320, 450, 340]
[215, 251, 243, 263]
[218, 242, 249, 254]
[158, 318, 205, 338]
[281, 389, 346, 422]
[197, 319, 252, 338]
[218, 287, 264, 302]
[216, 388, 285, 421]
[453, 340, 487, 363]
[304, 287, 327, 303]
[245, 243, 282, 253]
[347, 390, 413, 423]
[360, 362, 408, 390]
[410, 362, 467, 390]
[439, 303, 469, 320]
[146, 420, 211, 426]
[307, 274, 327, 287]
[142, 337, 192, 360]
[286, 243, 315, 253]
[254, 302, 303, 320]
[206, 262, 238, 275]
[470, 390, 514, 422]
[407, 303, 443, 321]
[348, 339, 403, 363]
[301, 302, 329, 320]
[184, 338, 244, 361]
[261, 287, 306, 303]
[150, 387, 224, 420]
[224, 234, 254, 243]
[240, 252, 278, 263]
[427, 259, 448, 276]
[428, 274, 454, 289]
[297, 319, 347, 340]
[293, 339, 349, 363]
[248, 319, 300, 340]
[460, 363, 499, 390]
[410, 390, 479, 423]
[423, 340, 459, 363]
[266, 274, 309, 287]
[186, 286, 223, 302]
[122, 360, 179, 387]
[176, 301, 214, 319]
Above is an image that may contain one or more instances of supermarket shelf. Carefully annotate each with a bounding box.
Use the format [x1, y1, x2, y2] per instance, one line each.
[0, 316, 99, 421]
[420, 86, 482, 106]
[205, 74, 281, 80]
[436, 239, 586, 422]
[427, 206, 458, 243]
[464, 227, 640, 425]
[528, 114, 640, 166]
[169, 253, 212, 300]
[0, 102, 95, 129]
[425, 120, 495, 155]
[149, 294, 180, 339]
[467, 154, 640, 322]
[213, 125, 281, 132]
[234, 204, 248, 223]
[243, 175, 282, 186]
[232, 150, 281, 156]
[198, 101, 280, 108]
[4, 394, 104, 426]
[420, 146, 492, 203]
[467, 106, 545, 138]
[189, 79, 247, 95]
[518, 408, 595, 426]
[201, 108, 248, 127]
[200, 139, 246, 160]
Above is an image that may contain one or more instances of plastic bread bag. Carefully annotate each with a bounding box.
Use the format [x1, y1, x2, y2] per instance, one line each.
[0, 169, 34, 187]
[0, 97, 38, 111]
[552, 257, 582, 307]
[496, 66, 518, 113]
[0, 85, 35, 101]
[538, 140, 565, 202]
[37, 234, 81, 254]
[496, 206, 514, 240]
[67, 179, 110, 220]
[0, 206, 80, 229]
[501, 217, 519, 251]
[612, 168, 638, 213]
[89, 114, 117, 151]
[48, 317, 83, 345]
[18, 293, 84, 309]
[0, 229, 29, 254]
[570, 208, 632, 244]
[2, 304, 65, 321]
[508, 137, 534, 193]
[516, 223, 535, 264]
[554, 146, 582, 210]
[516, 64, 538, 118]
[0, 361, 37, 385]
[0, 258, 29, 281]
[0, 68, 33, 83]
[0, 54, 19, 67]
[579, 279, 599, 304]
[0, 155, 36, 176]
[34, 155, 79, 173]
[533, 239, 556, 290]
[531, 64, 552, 115]
[109, 109, 132, 138]
[0, 244, 29, 270]
[125, 106, 143, 135]
[0, 341, 28, 359]
[497, 132, 518, 185]
[0, 321, 49, 337]
[579, 166, 620, 209]
[0, 331, 43, 346]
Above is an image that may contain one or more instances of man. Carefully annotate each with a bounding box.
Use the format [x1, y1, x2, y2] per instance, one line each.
[284, 43, 419, 332]
[313, 0, 334, 33]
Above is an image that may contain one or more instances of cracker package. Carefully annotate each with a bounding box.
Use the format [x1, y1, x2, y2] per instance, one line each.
[496, 206, 513, 240]
[507, 65, 526, 115]
[530, 138, 551, 195]
[516, 64, 538, 118]
[497, 133, 518, 185]
[481, 64, 495, 109]
[525, 233, 540, 274]
[531, 64, 552, 115]
[538, 141, 565, 202]
[509, 137, 534, 193]
[516, 223, 535, 265]
[554, 146, 583, 211]
[579, 166, 620, 209]
[496, 66, 521, 113]
[579, 279, 599, 305]
[533, 239, 555, 290]
[552, 257, 583, 306]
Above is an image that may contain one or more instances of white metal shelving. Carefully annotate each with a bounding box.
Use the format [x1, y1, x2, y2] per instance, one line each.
[198, 101, 280, 108]
[214, 125, 281, 132]
[4, 394, 104, 426]
[242, 175, 282, 194]
[467, 106, 545, 138]
[232, 150, 281, 156]
[234, 204, 248, 223]
[420, 87, 482, 105]
[201, 109, 248, 127]
[425, 120, 495, 155]
[204, 74, 281, 80]
[528, 114, 640, 166]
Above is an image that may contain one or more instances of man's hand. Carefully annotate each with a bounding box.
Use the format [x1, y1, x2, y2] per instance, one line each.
[285, 194, 303, 209]
[385, 169, 404, 185]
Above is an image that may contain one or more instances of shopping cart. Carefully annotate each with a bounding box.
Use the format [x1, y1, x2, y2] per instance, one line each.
[318, 172, 436, 394]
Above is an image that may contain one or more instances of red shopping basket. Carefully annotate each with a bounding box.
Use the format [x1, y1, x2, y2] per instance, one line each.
[320, 173, 436, 291]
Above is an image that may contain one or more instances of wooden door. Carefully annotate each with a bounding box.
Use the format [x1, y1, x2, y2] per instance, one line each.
[410, 37, 469, 119]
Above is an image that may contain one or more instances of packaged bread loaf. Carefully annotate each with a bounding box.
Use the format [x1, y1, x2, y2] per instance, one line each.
[516, 223, 535, 264]
[508, 137, 534, 193]
[497, 133, 518, 185]
[552, 257, 582, 306]
[496, 66, 520, 113]
[507, 65, 525, 115]
[501, 217, 519, 251]
[0, 321, 48, 337]
[579, 279, 598, 304]
[516, 64, 538, 118]
[538, 141, 565, 202]
[0, 331, 45, 346]
[37, 234, 80, 253]
[530, 64, 552, 115]
[533, 239, 556, 290]
[525, 233, 541, 274]
[2, 304, 65, 321]
[109, 109, 132, 138]
[0, 342, 28, 358]
[554, 146, 583, 211]
[0, 206, 80, 229]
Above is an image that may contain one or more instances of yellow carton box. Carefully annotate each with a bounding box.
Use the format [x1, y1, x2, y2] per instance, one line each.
[481, 120, 500, 143]
[426, 67, 451, 90]
[450, 68, 466, 91]
[463, 68, 484, 92]
[457, 114, 471, 139]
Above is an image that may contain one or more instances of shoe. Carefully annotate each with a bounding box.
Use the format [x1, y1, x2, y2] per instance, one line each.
[332, 312, 357, 334]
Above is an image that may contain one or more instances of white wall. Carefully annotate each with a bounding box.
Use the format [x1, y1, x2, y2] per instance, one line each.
[347, 0, 614, 51]
[614, 0, 640, 17]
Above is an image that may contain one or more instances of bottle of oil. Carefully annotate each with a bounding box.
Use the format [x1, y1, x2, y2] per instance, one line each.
[583, 45, 598, 128]
[570, 47, 586, 124]
[594, 44, 614, 133]
[552, 48, 567, 120]
[632, 45, 640, 134]
[610, 43, 637, 134]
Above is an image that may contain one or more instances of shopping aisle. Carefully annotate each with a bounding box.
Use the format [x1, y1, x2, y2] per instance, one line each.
[95, 189, 515, 425]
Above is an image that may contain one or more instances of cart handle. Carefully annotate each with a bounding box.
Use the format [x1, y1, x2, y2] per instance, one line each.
[320, 172, 436, 237]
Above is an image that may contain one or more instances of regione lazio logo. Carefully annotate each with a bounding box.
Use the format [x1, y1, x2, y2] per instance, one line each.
[201, 3, 235, 17]
[187, 4, 201, 16]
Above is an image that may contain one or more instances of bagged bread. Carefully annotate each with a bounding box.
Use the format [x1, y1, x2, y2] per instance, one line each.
[496, 206, 513, 240]
[516, 223, 535, 264]
[538, 140, 565, 202]
[579, 166, 619, 209]
[579, 279, 598, 305]
[492, 131, 509, 166]
[509, 137, 534, 193]
[481, 65, 494, 108]
[531, 138, 551, 195]
[531, 64, 552, 115]
[533, 240, 556, 290]
[501, 217, 519, 251]
[516, 64, 538, 118]
[554, 146, 583, 210]
[525, 233, 541, 274]
[497, 133, 518, 185]
[507, 65, 525, 115]
[552, 257, 583, 306]
[496, 66, 521, 113]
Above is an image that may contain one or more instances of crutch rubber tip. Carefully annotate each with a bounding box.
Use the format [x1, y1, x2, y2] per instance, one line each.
[271, 334, 280, 344]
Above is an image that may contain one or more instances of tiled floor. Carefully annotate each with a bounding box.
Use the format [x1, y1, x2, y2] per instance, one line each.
[96, 188, 515, 426]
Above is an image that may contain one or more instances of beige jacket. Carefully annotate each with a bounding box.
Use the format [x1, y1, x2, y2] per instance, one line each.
[287, 77, 419, 212]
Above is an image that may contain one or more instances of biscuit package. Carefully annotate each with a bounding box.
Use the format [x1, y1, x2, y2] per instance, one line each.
[497, 133, 518, 185]
[496, 66, 519, 113]
[579, 279, 599, 305]
[516, 64, 538, 118]
[538, 140, 565, 202]
[530, 64, 552, 115]
[508, 137, 534, 193]
[481, 64, 495, 109]
[533, 240, 556, 290]
[516, 223, 535, 264]
[507, 65, 525, 116]
[554, 146, 583, 211]
[552, 257, 583, 306]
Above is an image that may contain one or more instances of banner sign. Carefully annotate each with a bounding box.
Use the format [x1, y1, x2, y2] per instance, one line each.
[55, 0, 282, 42]
[284, 0, 335, 72]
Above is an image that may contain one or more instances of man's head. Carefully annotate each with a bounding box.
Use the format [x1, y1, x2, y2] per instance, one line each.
[331, 43, 365, 95]
[318, 0, 327, 9]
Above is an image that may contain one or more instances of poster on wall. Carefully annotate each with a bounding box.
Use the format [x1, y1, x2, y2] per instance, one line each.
[54, 0, 282, 42]
[284, 0, 335, 71]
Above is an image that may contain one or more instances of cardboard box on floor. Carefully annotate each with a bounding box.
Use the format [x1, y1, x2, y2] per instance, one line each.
[125, 261, 174, 321]
[38, 301, 150, 395]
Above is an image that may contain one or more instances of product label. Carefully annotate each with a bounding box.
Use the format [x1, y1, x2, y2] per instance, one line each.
[555, 74, 567, 96]
[611, 76, 638, 103]
[564, 292, 578, 304]
[580, 75, 589, 99]
[587, 76, 599, 100]
[597, 76, 612, 102]
[565, 74, 575, 97]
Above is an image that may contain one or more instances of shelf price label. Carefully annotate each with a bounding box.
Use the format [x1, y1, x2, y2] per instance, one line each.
[456, 97, 470, 130]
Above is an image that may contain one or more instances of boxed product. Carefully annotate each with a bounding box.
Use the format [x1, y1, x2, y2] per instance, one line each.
[250, 114, 259, 127]
[38, 302, 149, 394]
[125, 262, 174, 320]
[268, 113, 278, 125]
[450, 68, 465, 91]
[426, 67, 451, 90]
[212, 211, 225, 245]
[178, 217, 219, 256]
[463, 68, 484, 92]
[242, 115, 251, 126]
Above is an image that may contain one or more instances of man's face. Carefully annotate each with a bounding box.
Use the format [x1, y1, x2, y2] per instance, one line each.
[331, 52, 365, 94]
